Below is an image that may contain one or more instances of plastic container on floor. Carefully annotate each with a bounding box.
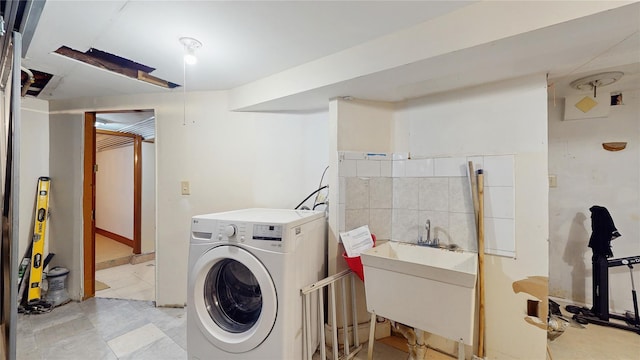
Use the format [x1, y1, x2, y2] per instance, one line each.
[45, 267, 70, 306]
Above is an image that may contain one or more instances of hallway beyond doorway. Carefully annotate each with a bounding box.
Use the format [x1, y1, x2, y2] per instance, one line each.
[95, 260, 155, 302]
[96, 234, 132, 270]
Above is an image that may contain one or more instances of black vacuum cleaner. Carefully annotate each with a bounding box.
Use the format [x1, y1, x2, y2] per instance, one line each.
[566, 206, 640, 334]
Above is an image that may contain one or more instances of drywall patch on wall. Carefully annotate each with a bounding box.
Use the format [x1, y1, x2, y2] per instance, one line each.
[512, 276, 549, 330]
[564, 93, 610, 120]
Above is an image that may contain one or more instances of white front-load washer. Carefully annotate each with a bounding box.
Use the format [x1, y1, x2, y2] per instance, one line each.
[187, 208, 326, 360]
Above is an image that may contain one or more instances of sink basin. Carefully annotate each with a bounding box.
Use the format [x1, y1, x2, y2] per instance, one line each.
[361, 241, 477, 345]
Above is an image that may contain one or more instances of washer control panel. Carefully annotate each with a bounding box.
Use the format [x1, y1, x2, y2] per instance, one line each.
[217, 222, 247, 242]
[252, 224, 283, 241]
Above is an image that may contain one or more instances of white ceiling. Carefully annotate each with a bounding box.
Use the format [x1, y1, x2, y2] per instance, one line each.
[24, 0, 471, 100]
[96, 111, 155, 140]
[21, 1, 640, 109]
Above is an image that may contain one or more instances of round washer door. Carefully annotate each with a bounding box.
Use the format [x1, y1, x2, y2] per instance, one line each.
[191, 245, 277, 353]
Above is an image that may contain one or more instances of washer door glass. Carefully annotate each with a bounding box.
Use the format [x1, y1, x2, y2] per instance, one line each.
[204, 259, 262, 333]
[190, 245, 277, 354]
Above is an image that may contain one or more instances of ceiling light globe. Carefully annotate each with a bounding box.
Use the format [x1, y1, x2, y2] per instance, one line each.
[184, 53, 198, 65]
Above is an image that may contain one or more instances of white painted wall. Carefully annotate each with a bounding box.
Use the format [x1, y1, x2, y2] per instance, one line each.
[96, 145, 134, 240]
[337, 99, 394, 153]
[18, 98, 50, 266]
[48, 114, 84, 300]
[393, 75, 549, 359]
[141, 141, 156, 254]
[327, 98, 395, 333]
[48, 91, 328, 306]
[328, 97, 394, 269]
[548, 89, 640, 313]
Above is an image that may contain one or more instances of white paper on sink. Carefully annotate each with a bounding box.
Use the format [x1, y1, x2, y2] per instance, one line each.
[340, 225, 374, 257]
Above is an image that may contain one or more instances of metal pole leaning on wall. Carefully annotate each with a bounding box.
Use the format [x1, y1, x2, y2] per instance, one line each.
[7, 31, 22, 360]
[477, 169, 486, 358]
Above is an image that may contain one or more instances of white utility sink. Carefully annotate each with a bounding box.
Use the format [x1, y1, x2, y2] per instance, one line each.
[361, 241, 477, 345]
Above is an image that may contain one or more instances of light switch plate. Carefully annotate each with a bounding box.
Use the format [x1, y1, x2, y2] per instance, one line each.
[549, 175, 557, 188]
[181, 181, 190, 195]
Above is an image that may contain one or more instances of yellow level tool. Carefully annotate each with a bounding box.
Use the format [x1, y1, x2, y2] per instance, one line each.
[27, 177, 51, 304]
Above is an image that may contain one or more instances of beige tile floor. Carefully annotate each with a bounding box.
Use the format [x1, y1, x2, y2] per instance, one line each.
[17, 295, 639, 359]
[547, 298, 640, 360]
[95, 260, 155, 302]
[17, 298, 186, 359]
[95, 234, 133, 265]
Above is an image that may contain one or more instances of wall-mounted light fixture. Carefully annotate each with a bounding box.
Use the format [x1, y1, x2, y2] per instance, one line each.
[180, 37, 202, 65]
[570, 71, 623, 98]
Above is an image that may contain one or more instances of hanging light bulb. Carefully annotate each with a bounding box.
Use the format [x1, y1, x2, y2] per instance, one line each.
[184, 48, 198, 65]
[179, 37, 202, 65]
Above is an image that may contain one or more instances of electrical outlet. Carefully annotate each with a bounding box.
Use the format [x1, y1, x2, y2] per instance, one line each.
[181, 181, 190, 195]
[549, 175, 557, 188]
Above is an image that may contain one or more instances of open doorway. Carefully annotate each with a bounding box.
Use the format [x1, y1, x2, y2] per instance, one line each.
[82, 110, 156, 301]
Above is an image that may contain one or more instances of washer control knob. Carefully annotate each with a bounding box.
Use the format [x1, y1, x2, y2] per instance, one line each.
[224, 225, 237, 238]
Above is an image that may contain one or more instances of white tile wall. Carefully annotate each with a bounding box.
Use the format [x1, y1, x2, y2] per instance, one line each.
[391, 209, 419, 242]
[483, 155, 514, 187]
[419, 178, 449, 211]
[345, 177, 369, 210]
[356, 160, 381, 177]
[370, 178, 393, 209]
[484, 217, 515, 257]
[339, 159, 357, 177]
[380, 161, 392, 177]
[435, 157, 467, 177]
[392, 160, 406, 177]
[338, 151, 516, 258]
[448, 177, 473, 214]
[345, 209, 370, 232]
[449, 212, 477, 252]
[484, 186, 515, 219]
[405, 158, 434, 177]
[369, 209, 392, 239]
[339, 177, 346, 204]
[393, 178, 420, 210]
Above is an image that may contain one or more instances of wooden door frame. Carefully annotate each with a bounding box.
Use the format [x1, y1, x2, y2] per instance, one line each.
[82, 113, 96, 299]
[83, 112, 144, 299]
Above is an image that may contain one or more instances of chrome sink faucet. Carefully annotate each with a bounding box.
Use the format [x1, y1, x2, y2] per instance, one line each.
[425, 219, 431, 244]
[418, 219, 439, 247]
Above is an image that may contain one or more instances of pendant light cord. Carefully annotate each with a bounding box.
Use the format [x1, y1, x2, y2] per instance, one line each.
[183, 58, 186, 126]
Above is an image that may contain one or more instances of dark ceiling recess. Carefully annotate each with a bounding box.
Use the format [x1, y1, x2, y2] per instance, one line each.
[0, 0, 46, 89]
[54, 46, 180, 89]
[20, 68, 52, 97]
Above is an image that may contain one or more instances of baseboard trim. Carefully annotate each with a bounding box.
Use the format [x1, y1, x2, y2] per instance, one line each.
[131, 252, 155, 264]
[96, 228, 133, 248]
